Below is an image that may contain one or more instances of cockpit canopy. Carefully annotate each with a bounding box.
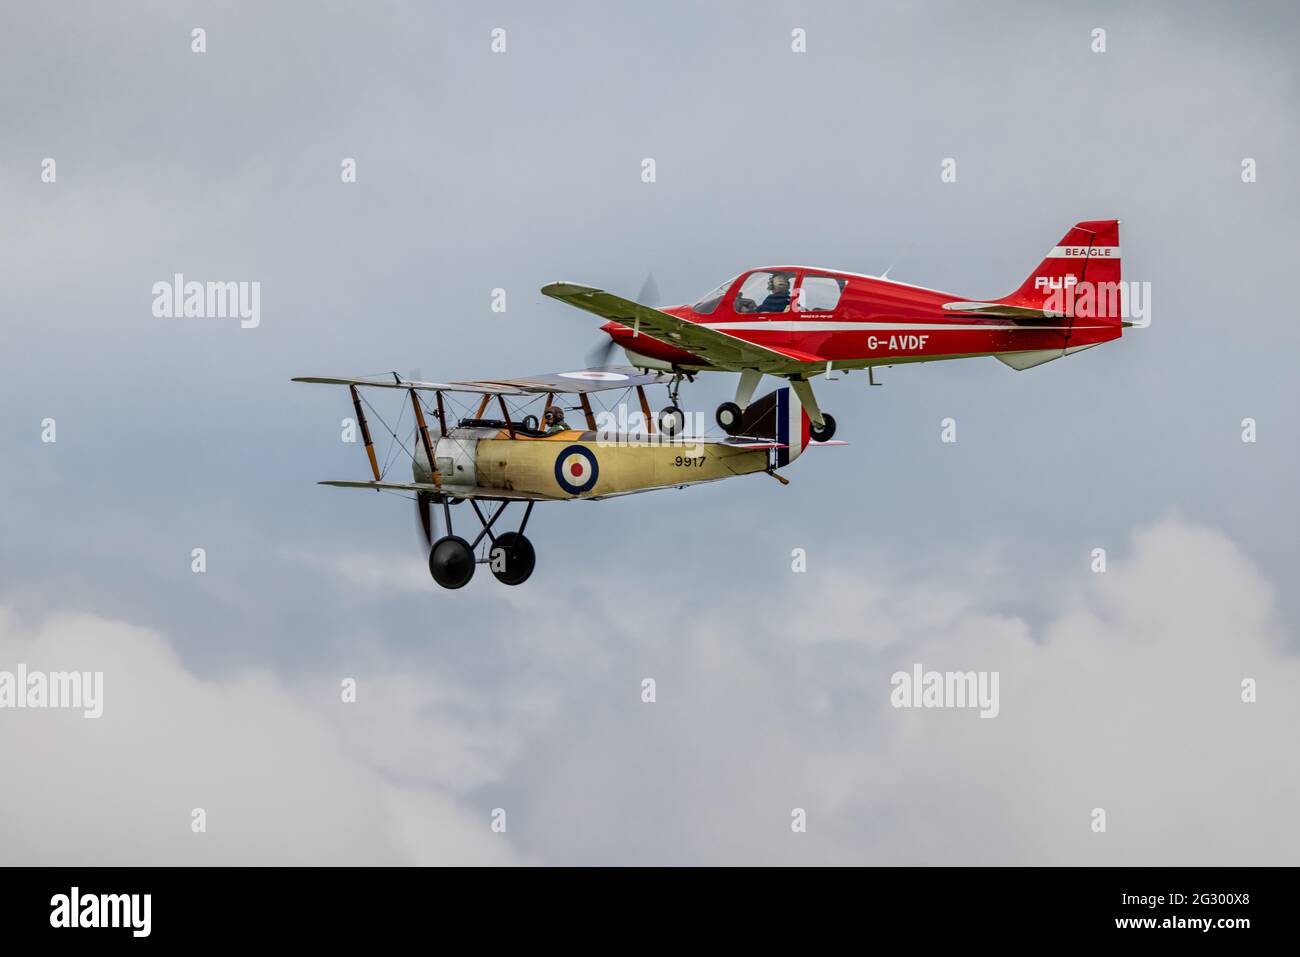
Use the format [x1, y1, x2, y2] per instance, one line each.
[691, 270, 847, 315]
[731, 271, 796, 314]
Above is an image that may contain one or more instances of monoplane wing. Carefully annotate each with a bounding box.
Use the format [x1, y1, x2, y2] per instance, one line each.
[541, 282, 817, 371]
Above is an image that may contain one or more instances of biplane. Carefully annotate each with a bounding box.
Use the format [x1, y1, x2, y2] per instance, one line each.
[544, 219, 1130, 442]
[293, 367, 837, 589]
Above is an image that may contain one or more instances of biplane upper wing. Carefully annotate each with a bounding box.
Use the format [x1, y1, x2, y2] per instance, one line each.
[292, 375, 527, 395]
[448, 365, 674, 394]
[541, 282, 819, 372]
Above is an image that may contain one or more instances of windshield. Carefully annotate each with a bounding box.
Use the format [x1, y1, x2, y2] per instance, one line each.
[692, 278, 734, 315]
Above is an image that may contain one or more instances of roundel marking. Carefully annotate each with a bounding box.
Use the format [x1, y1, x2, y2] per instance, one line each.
[558, 370, 628, 382]
[554, 445, 599, 494]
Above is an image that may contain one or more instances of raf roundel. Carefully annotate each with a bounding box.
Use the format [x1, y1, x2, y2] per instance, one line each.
[554, 445, 599, 494]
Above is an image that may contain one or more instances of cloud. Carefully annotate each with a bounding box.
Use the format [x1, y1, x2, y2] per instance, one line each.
[1, 517, 1295, 865]
[0, 608, 520, 865]
[469, 518, 1300, 865]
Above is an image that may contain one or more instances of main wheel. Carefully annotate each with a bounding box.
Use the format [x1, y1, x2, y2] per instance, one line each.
[428, 535, 475, 589]
[489, 532, 536, 586]
[658, 405, 685, 436]
[809, 413, 837, 442]
[716, 401, 743, 435]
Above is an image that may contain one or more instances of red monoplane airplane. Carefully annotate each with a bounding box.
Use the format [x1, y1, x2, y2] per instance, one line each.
[544, 219, 1128, 441]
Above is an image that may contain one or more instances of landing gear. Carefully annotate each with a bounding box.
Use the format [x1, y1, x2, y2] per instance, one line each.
[657, 373, 689, 436]
[658, 405, 685, 436]
[489, 532, 536, 585]
[788, 377, 836, 442]
[809, 413, 837, 442]
[425, 498, 538, 589]
[716, 401, 743, 434]
[429, 535, 475, 589]
[716, 369, 762, 436]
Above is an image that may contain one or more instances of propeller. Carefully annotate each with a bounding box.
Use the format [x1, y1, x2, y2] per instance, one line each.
[584, 336, 619, 370]
[416, 491, 440, 550]
[584, 272, 658, 369]
[635, 272, 659, 309]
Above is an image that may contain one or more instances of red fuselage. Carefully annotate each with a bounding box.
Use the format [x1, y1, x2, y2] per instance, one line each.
[604, 267, 1123, 373]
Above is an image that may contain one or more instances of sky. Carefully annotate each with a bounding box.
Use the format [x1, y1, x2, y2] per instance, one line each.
[1, 0, 1297, 865]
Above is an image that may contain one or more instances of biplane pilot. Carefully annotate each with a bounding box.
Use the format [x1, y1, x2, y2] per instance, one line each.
[544, 405, 569, 435]
[754, 273, 792, 313]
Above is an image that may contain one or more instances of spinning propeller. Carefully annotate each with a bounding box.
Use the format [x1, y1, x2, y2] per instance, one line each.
[584, 272, 658, 368]
[416, 492, 440, 550]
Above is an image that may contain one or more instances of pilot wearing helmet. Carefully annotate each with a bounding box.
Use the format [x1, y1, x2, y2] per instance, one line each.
[543, 405, 569, 435]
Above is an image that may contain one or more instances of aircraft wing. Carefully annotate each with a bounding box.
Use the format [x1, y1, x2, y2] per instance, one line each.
[542, 282, 815, 372]
[293, 376, 526, 395]
[318, 480, 554, 502]
[449, 366, 674, 394]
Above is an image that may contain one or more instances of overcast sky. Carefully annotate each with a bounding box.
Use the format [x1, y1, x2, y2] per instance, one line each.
[1, 0, 1297, 864]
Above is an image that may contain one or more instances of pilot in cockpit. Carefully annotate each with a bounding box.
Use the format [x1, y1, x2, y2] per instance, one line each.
[543, 405, 569, 435]
[753, 273, 792, 313]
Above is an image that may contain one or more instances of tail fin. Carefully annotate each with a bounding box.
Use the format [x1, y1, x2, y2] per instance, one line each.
[998, 219, 1121, 316]
[738, 387, 810, 466]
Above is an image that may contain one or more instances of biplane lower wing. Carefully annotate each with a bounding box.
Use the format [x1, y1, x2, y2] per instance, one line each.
[319, 480, 554, 502]
[541, 282, 815, 372]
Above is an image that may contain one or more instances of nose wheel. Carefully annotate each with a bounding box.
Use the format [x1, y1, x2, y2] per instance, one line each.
[658, 406, 685, 436]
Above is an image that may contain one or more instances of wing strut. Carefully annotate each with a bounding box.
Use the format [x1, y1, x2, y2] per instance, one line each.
[497, 395, 515, 438]
[636, 385, 656, 434]
[409, 389, 441, 487]
[349, 384, 382, 482]
[435, 390, 448, 436]
[579, 393, 597, 430]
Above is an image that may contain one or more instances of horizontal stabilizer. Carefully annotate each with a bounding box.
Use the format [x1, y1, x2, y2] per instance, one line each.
[942, 301, 1058, 320]
[995, 342, 1101, 370]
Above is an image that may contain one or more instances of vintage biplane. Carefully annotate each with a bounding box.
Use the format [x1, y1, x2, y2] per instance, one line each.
[545, 218, 1130, 442]
[293, 367, 836, 589]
